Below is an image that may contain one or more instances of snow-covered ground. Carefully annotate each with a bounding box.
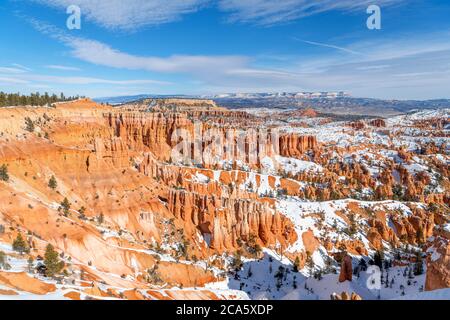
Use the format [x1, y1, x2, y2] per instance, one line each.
[225, 249, 430, 300]
[394, 288, 450, 300]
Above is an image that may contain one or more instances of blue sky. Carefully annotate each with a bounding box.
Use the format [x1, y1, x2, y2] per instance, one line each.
[1, 0, 450, 99]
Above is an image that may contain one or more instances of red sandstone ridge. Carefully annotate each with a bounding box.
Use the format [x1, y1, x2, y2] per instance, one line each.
[296, 108, 318, 118]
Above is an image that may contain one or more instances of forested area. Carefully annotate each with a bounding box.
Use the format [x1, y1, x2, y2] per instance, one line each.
[0, 92, 82, 107]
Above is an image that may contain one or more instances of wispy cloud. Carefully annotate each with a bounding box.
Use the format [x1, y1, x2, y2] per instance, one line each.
[356, 65, 390, 71]
[286, 32, 450, 99]
[293, 38, 363, 55]
[27, 83, 51, 89]
[1, 22, 171, 88]
[11, 63, 32, 71]
[45, 64, 81, 71]
[22, 74, 171, 85]
[32, 0, 208, 30]
[0, 66, 28, 73]
[0, 77, 29, 84]
[30, 0, 407, 30]
[0, 72, 171, 86]
[218, 0, 406, 25]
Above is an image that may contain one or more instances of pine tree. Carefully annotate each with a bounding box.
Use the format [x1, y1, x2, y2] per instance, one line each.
[0, 251, 6, 269]
[373, 250, 384, 270]
[231, 250, 243, 272]
[60, 198, 71, 216]
[24, 117, 35, 132]
[0, 92, 6, 107]
[27, 257, 34, 272]
[48, 176, 57, 190]
[12, 233, 29, 254]
[358, 258, 368, 271]
[78, 206, 86, 220]
[274, 266, 285, 291]
[348, 213, 357, 235]
[44, 244, 64, 277]
[247, 266, 253, 278]
[306, 253, 315, 275]
[247, 234, 262, 258]
[97, 213, 104, 224]
[414, 252, 424, 275]
[416, 227, 424, 246]
[0, 91, 71, 108]
[0, 164, 9, 182]
[293, 256, 301, 272]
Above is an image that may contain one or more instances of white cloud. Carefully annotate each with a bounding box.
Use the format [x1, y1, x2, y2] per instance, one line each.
[0, 73, 171, 86]
[356, 65, 390, 71]
[11, 64, 32, 71]
[0, 67, 28, 74]
[32, 0, 208, 30]
[29, 19, 253, 78]
[0, 77, 29, 84]
[32, 75, 171, 85]
[68, 37, 248, 74]
[64, 36, 302, 90]
[45, 65, 81, 71]
[27, 83, 52, 89]
[218, 0, 405, 25]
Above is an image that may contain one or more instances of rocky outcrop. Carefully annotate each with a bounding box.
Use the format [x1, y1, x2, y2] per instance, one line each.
[0, 272, 56, 295]
[106, 111, 191, 161]
[279, 134, 317, 158]
[349, 121, 365, 130]
[339, 255, 353, 283]
[331, 292, 362, 300]
[367, 228, 384, 251]
[168, 189, 297, 252]
[369, 119, 386, 127]
[425, 236, 450, 291]
[368, 217, 397, 245]
[391, 208, 435, 245]
[295, 108, 318, 118]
